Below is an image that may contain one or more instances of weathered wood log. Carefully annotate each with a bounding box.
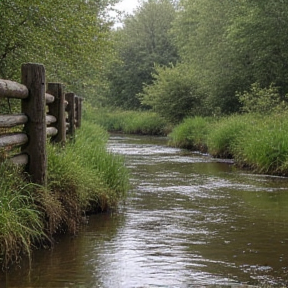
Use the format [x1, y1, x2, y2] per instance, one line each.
[45, 93, 54, 104]
[0, 114, 28, 128]
[77, 97, 83, 128]
[65, 92, 75, 139]
[46, 127, 58, 137]
[47, 83, 66, 143]
[46, 115, 57, 125]
[0, 133, 28, 148]
[10, 153, 29, 165]
[0, 79, 28, 99]
[21, 63, 47, 186]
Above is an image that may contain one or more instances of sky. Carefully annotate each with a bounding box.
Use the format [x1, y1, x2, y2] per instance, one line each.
[111, 0, 140, 28]
[114, 0, 140, 14]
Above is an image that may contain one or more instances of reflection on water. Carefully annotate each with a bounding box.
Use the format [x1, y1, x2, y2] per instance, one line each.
[1, 134, 288, 287]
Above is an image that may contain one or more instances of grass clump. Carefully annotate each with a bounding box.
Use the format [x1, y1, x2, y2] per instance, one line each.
[168, 116, 210, 152]
[44, 121, 129, 235]
[84, 105, 169, 135]
[232, 113, 288, 175]
[207, 114, 250, 158]
[0, 162, 44, 268]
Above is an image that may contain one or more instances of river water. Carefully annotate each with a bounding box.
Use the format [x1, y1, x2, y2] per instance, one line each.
[1, 134, 288, 287]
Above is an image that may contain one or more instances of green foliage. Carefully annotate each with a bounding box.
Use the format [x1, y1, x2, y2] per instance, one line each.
[0, 0, 117, 100]
[140, 63, 204, 123]
[104, 0, 178, 109]
[47, 121, 129, 220]
[237, 83, 288, 114]
[0, 162, 44, 267]
[171, 0, 242, 114]
[84, 105, 169, 135]
[168, 116, 210, 151]
[226, 1, 288, 95]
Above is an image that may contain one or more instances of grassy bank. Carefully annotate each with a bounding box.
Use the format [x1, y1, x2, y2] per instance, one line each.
[168, 113, 288, 176]
[84, 105, 171, 135]
[0, 121, 129, 268]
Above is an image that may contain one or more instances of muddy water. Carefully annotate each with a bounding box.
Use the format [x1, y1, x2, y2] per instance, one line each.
[1, 134, 288, 288]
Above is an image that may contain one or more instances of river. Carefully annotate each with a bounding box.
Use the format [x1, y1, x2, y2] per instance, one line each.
[1, 134, 288, 287]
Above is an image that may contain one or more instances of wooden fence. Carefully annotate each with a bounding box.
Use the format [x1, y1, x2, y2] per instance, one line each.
[0, 63, 83, 186]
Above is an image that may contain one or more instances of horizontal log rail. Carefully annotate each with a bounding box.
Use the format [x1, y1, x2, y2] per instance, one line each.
[0, 79, 29, 99]
[45, 93, 55, 104]
[10, 153, 29, 166]
[0, 133, 28, 148]
[46, 115, 57, 125]
[0, 114, 28, 128]
[46, 127, 58, 137]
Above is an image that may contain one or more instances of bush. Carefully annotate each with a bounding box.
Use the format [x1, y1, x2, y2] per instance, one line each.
[237, 82, 288, 114]
[139, 64, 203, 124]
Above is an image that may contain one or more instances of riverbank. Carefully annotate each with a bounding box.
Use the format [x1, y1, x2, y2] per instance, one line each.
[0, 120, 129, 269]
[87, 106, 288, 177]
[169, 113, 288, 176]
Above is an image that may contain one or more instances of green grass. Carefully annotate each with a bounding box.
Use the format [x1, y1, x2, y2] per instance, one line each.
[0, 162, 44, 267]
[232, 113, 288, 175]
[0, 120, 129, 268]
[207, 114, 251, 158]
[168, 112, 288, 176]
[84, 105, 170, 135]
[168, 116, 210, 152]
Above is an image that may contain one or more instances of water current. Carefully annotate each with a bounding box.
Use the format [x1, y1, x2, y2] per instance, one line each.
[1, 134, 288, 288]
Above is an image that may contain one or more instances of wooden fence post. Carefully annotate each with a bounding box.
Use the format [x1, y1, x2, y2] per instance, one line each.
[65, 92, 75, 139]
[47, 83, 66, 144]
[75, 96, 83, 128]
[21, 63, 47, 186]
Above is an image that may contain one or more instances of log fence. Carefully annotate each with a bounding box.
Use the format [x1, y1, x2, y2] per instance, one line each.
[0, 63, 83, 186]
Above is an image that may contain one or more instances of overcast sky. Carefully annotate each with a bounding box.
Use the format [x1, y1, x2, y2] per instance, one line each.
[114, 0, 139, 14]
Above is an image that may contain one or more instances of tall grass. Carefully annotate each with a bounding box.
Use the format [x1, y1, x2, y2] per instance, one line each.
[0, 162, 44, 267]
[45, 121, 129, 235]
[168, 116, 210, 152]
[232, 113, 288, 175]
[0, 120, 129, 268]
[84, 105, 170, 135]
[207, 114, 251, 158]
[168, 112, 288, 176]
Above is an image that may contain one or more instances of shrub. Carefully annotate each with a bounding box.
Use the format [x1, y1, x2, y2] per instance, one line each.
[237, 82, 288, 114]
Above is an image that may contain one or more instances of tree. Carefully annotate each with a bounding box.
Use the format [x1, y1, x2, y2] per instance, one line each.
[104, 0, 178, 109]
[0, 0, 118, 100]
